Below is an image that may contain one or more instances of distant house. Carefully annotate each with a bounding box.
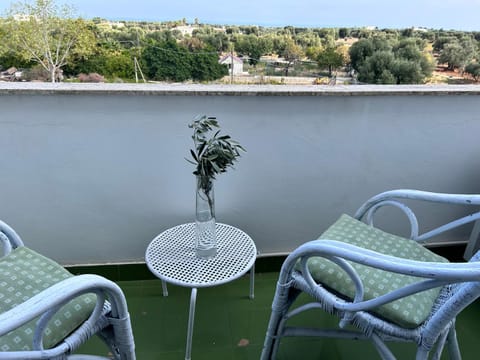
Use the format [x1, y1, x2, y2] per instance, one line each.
[413, 27, 428, 32]
[219, 54, 244, 75]
[173, 25, 197, 36]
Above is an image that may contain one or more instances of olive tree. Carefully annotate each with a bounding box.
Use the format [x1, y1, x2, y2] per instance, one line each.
[438, 37, 477, 71]
[141, 39, 192, 82]
[316, 46, 345, 76]
[235, 34, 272, 66]
[351, 37, 434, 84]
[465, 62, 480, 81]
[0, 20, 6, 62]
[4, 0, 95, 82]
[282, 38, 303, 76]
[141, 39, 227, 82]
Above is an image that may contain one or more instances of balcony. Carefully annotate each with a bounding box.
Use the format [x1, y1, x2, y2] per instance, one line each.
[1, 82, 480, 358]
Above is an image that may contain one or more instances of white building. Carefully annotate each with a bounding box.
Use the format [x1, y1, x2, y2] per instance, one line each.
[219, 54, 244, 75]
[173, 25, 197, 36]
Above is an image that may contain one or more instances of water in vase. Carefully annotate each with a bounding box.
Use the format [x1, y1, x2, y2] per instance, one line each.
[195, 212, 217, 258]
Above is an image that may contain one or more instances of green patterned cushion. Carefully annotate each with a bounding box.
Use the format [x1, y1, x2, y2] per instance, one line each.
[299, 214, 448, 329]
[0, 247, 96, 351]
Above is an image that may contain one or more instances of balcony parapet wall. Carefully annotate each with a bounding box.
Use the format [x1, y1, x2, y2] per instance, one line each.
[0, 83, 479, 265]
[1, 83, 480, 96]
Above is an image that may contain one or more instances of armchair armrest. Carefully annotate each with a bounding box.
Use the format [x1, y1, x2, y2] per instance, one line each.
[276, 239, 480, 332]
[0, 274, 128, 333]
[0, 220, 24, 256]
[0, 274, 132, 359]
[287, 240, 480, 311]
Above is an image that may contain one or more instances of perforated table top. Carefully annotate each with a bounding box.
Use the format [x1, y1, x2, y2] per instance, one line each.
[145, 223, 257, 288]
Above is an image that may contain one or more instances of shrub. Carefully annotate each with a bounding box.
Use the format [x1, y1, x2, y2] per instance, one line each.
[78, 73, 105, 83]
[22, 66, 50, 82]
[465, 63, 480, 82]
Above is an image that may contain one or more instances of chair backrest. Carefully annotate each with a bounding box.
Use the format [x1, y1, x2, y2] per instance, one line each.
[354, 189, 480, 243]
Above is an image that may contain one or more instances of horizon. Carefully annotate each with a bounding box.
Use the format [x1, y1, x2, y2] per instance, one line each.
[0, 0, 479, 32]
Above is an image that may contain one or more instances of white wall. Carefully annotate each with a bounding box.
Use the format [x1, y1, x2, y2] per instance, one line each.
[0, 84, 479, 265]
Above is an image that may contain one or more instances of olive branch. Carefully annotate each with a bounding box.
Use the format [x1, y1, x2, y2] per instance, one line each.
[187, 115, 245, 212]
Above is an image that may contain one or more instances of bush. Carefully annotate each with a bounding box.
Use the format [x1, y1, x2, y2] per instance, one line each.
[78, 73, 105, 83]
[141, 39, 227, 82]
[465, 63, 480, 81]
[22, 66, 49, 82]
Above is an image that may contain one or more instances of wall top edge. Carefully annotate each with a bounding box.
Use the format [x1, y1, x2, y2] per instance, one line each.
[1, 83, 480, 96]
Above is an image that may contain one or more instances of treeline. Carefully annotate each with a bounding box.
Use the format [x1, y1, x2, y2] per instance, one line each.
[0, 0, 479, 83]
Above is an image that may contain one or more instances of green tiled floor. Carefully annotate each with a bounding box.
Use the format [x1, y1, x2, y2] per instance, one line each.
[75, 271, 480, 359]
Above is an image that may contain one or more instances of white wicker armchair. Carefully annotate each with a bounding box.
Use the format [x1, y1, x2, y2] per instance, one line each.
[261, 189, 480, 360]
[0, 219, 135, 360]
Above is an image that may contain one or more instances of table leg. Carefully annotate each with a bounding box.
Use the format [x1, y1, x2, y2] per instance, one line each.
[161, 280, 168, 297]
[249, 263, 255, 299]
[185, 287, 197, 360]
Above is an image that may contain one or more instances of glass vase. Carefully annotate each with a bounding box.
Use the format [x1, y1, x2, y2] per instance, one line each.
[195, 175, 217, 258]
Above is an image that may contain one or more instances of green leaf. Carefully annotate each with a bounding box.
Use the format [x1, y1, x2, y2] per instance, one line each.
[190, 149, 198, 161]
[187, 115, 245, 177]
[197, 142, 207, 157]
[211, 162, 221, 173]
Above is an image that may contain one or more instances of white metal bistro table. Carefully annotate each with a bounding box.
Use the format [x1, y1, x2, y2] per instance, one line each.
[145, 222, 257, 360]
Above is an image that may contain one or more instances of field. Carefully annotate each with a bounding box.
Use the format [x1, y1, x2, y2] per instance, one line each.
[429, 65, 477, 84]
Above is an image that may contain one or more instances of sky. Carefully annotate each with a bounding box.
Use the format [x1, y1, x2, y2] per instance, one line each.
[0, 0, 479, 31]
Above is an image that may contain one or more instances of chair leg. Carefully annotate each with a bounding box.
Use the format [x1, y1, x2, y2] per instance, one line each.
[261, 312, 281, 360]
[270, 316, 289, 359]
[370, 333, 396, 360]
[97, 318, 135, 360]
[416, 331, 456, 360]
[261, 285, 300, 360]
[446, 327, 461, 360]
[261, 299, 287, 359]
[430, 328, 450, 360]
[416, 348, 429, 360]
[98, 327, 126, 360]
